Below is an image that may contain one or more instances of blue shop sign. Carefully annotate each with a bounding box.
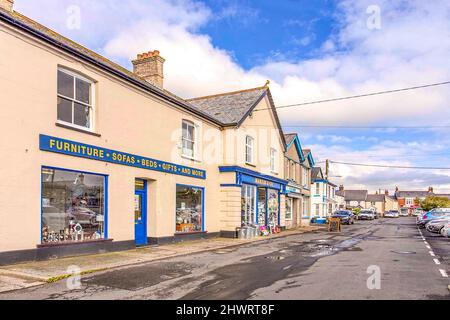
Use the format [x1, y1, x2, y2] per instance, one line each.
[40, 135, 206, 179]
[240, 174, 282, 190]
[286, 185, 301, 194]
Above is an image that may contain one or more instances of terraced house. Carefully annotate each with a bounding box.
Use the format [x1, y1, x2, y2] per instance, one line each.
[283, 134, 314, 229]
[0, 1, 288, 264]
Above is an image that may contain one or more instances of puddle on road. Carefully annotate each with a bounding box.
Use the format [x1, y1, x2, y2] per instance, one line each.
[391, 250, 416, 254]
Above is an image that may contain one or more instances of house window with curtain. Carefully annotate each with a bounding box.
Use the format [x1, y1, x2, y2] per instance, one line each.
[57, 68, 93, 130]
[182, 120, 196, 158]
[315, 183, 320, 195]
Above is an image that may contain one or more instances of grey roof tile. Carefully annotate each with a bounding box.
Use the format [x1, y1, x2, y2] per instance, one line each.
[344, 190, 368, 201]
[187, 87, 267, 125]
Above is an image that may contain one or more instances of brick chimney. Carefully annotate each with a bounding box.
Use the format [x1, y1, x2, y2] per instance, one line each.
[385, 190, 389, 196]
[132, 50, 165, 89]
[339, 185, 344, 192]
[0, 0, 14, 11]
[428, 186, 434, 193]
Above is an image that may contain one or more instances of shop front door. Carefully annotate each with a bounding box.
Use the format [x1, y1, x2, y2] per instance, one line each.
[258, 187, 267, 226]
[134, 180, 148, 246]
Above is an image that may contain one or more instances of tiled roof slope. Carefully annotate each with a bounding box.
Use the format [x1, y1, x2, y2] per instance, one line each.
[284, 134, 297, 147]
[187, 87, 267, 125]
[0, 8, 223, 126]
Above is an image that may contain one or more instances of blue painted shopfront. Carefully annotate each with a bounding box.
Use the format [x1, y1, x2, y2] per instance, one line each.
[219, 166, 288, 227]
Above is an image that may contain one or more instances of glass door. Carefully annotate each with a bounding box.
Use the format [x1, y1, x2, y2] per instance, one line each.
[258, 187, 267, 226]
[134, 179, 147, 246]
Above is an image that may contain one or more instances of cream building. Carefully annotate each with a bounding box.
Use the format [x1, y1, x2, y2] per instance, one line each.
[283, 134, 313, 229]
[0, 2, 287, 264]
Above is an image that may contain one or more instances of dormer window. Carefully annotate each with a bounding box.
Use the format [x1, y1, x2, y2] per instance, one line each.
[57, 68, 93, 130]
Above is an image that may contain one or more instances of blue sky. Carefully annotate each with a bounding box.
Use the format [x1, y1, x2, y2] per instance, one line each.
[14, 0, 450, 192]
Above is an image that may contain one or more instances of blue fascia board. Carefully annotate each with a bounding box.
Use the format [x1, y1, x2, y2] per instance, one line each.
[219, 166, 289, 186]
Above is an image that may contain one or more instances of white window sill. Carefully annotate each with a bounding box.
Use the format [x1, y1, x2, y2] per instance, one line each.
[181, 154, 201, 163]
[55, 121, 100, 137]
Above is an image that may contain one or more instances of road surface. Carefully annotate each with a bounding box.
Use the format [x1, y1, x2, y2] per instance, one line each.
[1, 218, 449, 300]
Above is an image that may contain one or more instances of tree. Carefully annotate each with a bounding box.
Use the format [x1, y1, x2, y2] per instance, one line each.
[419, 196, 450, 211]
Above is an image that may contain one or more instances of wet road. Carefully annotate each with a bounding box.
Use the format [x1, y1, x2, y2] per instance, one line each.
[1, 218, 449, 300]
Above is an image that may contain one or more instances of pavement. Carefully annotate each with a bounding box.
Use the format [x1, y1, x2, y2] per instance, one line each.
[0, 225, 321, 292]
[1, 218, 449, 300]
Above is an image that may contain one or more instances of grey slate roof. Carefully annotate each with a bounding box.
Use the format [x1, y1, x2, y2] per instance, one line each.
[0, 8, 233, 127]
[284, 134, 297, 147]
[311, 167, 323, 181]
[344, 190, 368, 202]
[396, 191, 431, 198]
[336, 190, 345, 197]
[366, 194, 385, 202]
[187, 87, 267, 125]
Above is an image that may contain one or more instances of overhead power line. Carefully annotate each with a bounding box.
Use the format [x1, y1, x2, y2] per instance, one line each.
[245, 124, 450, 129]
[254, 80, 450, 112]
[328, 160, 450, 170]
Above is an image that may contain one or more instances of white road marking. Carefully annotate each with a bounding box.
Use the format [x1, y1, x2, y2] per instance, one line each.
[429, 251, 436, 257]
[433, 259, 441, 265]
[439, 269, 448, 278]
[426, 245, 431, 249]
[423, 241, 429, 245]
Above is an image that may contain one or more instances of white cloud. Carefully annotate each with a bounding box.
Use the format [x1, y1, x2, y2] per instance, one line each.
[14, 0, 450, 191]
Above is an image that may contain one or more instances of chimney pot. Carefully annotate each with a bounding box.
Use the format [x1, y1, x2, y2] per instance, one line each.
[385, 190, 389, 195]
[132, 50, 166, 89]
[0, 0, 14, 11]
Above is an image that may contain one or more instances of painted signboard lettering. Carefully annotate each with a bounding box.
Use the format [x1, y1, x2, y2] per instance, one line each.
[39, 135, 206, 179]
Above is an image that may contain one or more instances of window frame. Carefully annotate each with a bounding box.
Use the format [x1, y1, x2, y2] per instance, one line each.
[245, 135, 254, 164]
[181, 120, 197, 160]
[57, 68, 95, 132]
[40, 165, 108, 244]
[175, 184, 204, 233]
[285, 197, 293, 221]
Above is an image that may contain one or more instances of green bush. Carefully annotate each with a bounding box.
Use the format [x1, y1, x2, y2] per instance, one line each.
[419, 196, 450, 211]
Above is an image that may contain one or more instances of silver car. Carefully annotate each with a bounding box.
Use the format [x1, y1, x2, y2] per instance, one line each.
[426, 218, 450, 234]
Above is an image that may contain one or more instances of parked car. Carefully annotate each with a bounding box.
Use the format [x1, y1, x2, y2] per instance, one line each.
[384, 210, 399, 218]
[412, 208, 424, 217]
[440, 221, 450, 237]
[425, 218, 450, 234]
[399, 208, 409, 217]
[359, 209, 375, 220]
[332, 210, 355, 225]
[417, 208, 450, 228]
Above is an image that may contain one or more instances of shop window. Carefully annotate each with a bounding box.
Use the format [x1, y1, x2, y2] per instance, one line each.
[57, 68, 93, 130]
[241, 184, 257, 226]
[245, 135, 254, 164]
[258, 187, 267, 226]
[285, 198, 293, 220]
[176, 185, 203, 233]
[41, 167, 106, 244]
[267, 189, 279, 226]
[182, 120, 196, 158]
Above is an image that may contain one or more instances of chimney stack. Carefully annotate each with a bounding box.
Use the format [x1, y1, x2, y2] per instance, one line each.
[339, 185, 344, 191]
[0, 0, 14, 11]
[132, 50, 165, 89]
[428, 186, 434, 193]
[385, 190, 389, 196]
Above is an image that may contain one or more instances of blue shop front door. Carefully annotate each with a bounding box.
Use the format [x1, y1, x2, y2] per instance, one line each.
[134, 179, 148, 246]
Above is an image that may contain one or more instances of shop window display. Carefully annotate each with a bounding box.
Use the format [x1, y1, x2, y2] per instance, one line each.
[267, 189, 279, 227]
[241, 184, 257, 226]
[41, 168, 106, 243]
[176, 185, 203, 233]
